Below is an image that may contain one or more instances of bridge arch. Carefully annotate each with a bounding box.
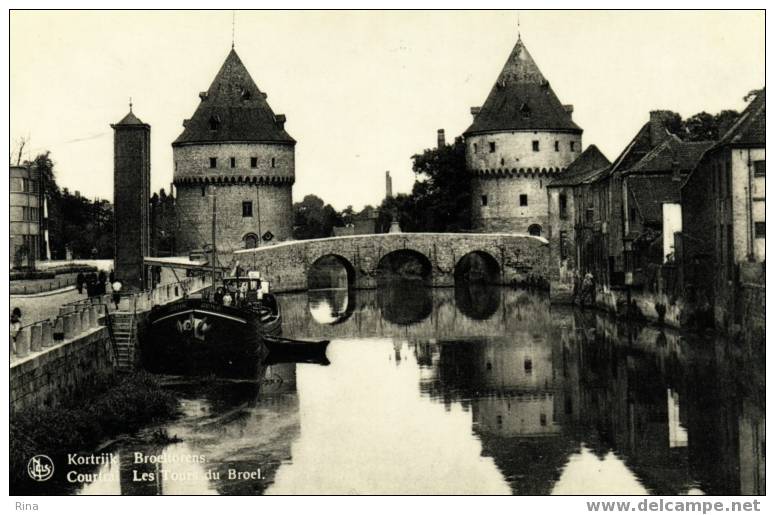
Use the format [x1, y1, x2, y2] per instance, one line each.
[376, 248, 432, 285]
[454, 250, 501, 284]
[307, 254, 356, 290]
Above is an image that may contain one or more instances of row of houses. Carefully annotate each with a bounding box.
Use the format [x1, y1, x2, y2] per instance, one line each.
[546, 89, 765, 331]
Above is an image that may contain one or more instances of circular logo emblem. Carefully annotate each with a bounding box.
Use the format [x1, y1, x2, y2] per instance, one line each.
[27, 455, 54, 482]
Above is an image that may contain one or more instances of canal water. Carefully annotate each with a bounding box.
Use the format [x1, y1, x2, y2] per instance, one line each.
[73, 285, 764, 495]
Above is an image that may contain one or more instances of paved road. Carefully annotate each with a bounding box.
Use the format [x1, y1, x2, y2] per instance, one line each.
[11, 288, 97, 326]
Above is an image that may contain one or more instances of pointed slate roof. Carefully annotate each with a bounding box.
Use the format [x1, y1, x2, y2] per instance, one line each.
[173, 48, 295, 146]
[464, 36, 581, 136]
[112, 109, 148, 127]
[548, 145, 611, 187]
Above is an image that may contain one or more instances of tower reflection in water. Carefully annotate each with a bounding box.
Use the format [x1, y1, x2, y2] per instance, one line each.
[299, 285, 764, 495]
[78, 284, 763, 495]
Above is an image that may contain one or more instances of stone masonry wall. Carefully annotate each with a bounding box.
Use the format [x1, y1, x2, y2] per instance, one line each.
[466, 131, 581, 172]
[472, 174, 549, 233]
[11, 327, 114, 414]
[173, 142, 294, 182]
[175, 182, 293, 256]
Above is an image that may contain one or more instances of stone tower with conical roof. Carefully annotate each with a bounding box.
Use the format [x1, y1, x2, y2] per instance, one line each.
[112, 106, 150, 290]
[465, 36, 582, 235]
[173, 48, 295, 256]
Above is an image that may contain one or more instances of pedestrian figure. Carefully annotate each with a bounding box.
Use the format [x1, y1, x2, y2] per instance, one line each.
[10, 307, 22, 343]
[111, 280, 122, 309]
[98, 270, 107, 295]
[580, 272, 596, 308]
[109, 270, 115, 284]
[76, 272, 85, 294]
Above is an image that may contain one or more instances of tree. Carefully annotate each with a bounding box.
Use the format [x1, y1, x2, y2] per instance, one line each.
[379, 137, 470, 233]
[293, 194, 342, 239]
[681, 110, 740, 141]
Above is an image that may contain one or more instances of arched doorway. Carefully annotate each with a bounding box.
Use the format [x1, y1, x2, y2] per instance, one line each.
[375, 249, 433, 286]
[528, 224, 543, 237]
[454, 251, 501, 284]
[243, 233, 258, 249]
[307, 254, 356, 290]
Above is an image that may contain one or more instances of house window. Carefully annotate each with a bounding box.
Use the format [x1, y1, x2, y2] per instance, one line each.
[587, 207, 595, 224]
[755, 222, 765, 238]
[540, 413, 547, 427]
[271, 157, 276, 168]
[201, 186, 206, 197]
[209, 116, 220, 131]
[555, 140, 559, 152]
[570, 141, 576, 151]
[496, 415, 503, 427]
[519, 194, 528, 206]
[524, 358, 532, 373]
[754, 160, 766, 177]
[209, 157, 217, 169]
[250, 157, 258, 168]
[532, 140, 540, 152]
[489, 142, 496, 153]
[242, 201, 253, 218]
[481, 195, 488, 207]
[559, 193, 568, 219]
[473, 143, 478, 154]
[230, 157, 236, 168]
[559, 230, 568, 259]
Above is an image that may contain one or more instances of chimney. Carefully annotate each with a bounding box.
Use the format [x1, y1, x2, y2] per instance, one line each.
[563, 105, 574, 119]
[649, 110, 675, 147]
[437, 129, 446, 149]
[470, 106, 481, 120]
[385, 171, 393, 199]
[274, 114, 286, 130]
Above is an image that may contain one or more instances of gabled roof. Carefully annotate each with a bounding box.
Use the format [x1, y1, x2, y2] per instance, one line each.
[173, 48, 295, 146]
[714, 88, 765, 149]
[548, 145, 611, 187]
[464, 37, 581, 136]
[625, 136, 713, 175]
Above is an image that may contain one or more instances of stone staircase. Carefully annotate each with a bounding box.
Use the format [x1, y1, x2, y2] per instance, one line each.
[110, 312, 137, 372]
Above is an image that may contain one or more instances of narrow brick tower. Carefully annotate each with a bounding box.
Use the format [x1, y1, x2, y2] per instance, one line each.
[111, 104, 151, 290]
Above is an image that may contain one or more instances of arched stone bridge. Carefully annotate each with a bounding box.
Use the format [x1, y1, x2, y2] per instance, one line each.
[233, 232, 554, 293]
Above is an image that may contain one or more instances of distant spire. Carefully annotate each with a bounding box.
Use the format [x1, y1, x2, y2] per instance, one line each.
[231, 11, 235, 49]
[517, 11, 521, 40]
[129, 96, 133, 112]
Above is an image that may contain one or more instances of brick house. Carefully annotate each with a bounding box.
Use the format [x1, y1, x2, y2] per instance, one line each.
[681, 89, 765, 328]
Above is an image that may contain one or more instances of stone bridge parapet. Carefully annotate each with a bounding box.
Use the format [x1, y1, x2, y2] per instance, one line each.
[233, 232, 553, 292]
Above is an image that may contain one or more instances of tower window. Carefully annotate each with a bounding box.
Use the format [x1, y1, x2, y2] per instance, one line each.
[481, 195, 488, 207]
[250, 157, 258, 168]
[570, 141, 577, 151]
[520, 194, 528, 206]
[532, 140, 540, 152]
[201, 186, 206, 197]
[540, 413, 547, 426]
[473, 143, 478, 154]
[554, 140, 559, 152]
[755, 222, 765, 238]
[271, 157, 276, 168]
[242, 201, 253, 218]
[230, 157, 236, 168]
[524, 358, 532, 373]
[209, 157, 217, 169]
[489, 142, 496, 153]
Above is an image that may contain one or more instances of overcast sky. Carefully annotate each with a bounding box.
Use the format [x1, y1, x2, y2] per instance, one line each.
[10, 10, 764, 210]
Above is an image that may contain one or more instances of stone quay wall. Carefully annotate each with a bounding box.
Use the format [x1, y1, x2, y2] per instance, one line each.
[234, 232, 555, 293]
